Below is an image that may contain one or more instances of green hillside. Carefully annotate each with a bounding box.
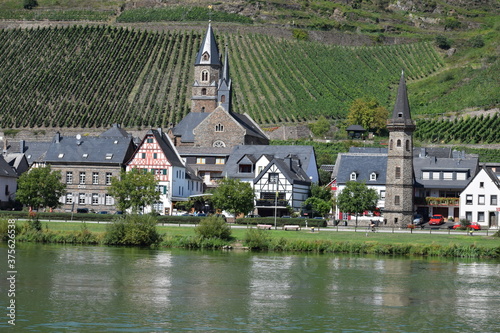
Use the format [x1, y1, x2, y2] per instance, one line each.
[0, 0, 498, 131]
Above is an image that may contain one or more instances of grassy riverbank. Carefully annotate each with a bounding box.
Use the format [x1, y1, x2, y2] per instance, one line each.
[3, 219, 499, 259]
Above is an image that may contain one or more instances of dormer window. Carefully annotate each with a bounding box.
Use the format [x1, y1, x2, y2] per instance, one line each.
[215, 124, 224, 132]
[350, 172, 357, 181]
[239, 164, 252, 173]
[398, 112, 403, 117]
[105, 153, 113, 160]
[370, 172, 377, 181]
[202, 52, 209, 61]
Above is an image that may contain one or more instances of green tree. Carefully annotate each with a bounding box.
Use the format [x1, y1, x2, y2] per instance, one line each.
[308, 116, 330, 137]
[16, 166, 66, 211]
[347, 98, 388, 134]
[336, 181, 379, 226]
[108, 168, 160, 214]
[435, 35, 451, 50]
[194, 215, 232, 240]
[303, 183, 333, 217]
[104, 214, 162, 246]
[210, 178, 254, 218]
[23, 0, 38, 10]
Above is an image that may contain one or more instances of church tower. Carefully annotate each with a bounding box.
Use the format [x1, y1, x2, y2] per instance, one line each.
[384, 72, 415, 226]
[191, 23, 229, 113]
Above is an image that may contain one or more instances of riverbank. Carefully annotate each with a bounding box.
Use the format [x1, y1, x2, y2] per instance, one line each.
[3, 220, 499, 259]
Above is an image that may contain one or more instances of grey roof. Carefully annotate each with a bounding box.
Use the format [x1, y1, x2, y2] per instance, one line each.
[44, 134, 134, 165]
[195, 23, 221, 67]
[3, 153, 29, 175]
[0, 155, 17, 178]
[389, 72, 414, 127]
[185, 164, 202, 182]
[230, 112, 269, 140]
[148, 129, 184, 167]
[177, 146, 233, 156]
[223, 145, 315, 178]
[254, 156, 311, 185]
[99, 123, 131, 138]
[319, 164, 335, 172]
[172, 112, 210, 143]
[346, 125, 365, 131]
[4, 140, 51, 165]
[335, 153, 387, 185]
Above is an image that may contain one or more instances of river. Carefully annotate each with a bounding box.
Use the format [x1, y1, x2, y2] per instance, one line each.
[1, 243, 499, 332]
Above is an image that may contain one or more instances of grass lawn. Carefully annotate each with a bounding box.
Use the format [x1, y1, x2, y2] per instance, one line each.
[36, 221, 500, 249]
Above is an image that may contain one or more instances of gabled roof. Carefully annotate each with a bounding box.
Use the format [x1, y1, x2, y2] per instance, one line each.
[484, 166, 500, 189]
[171, 112, 210, 143]
[254, 157, 311, 185]
[148, 129, 184, 168]
[0, 155, 17, 178]
[44, 133, 134, 165]
[4, 140, 51, 166]
[195, 23, 221, 67]
[237, 154, 257, 165]
[223, 145, 315, 179]
[346, 125, 365, 131]
[99, 123, 131, 138]
[335, 152, 387, 185]
[230, 112, 269, 141]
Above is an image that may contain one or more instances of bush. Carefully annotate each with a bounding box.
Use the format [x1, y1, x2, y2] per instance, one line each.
[104, 214, 162, 246]
[292, 29, 309, 41]
[435, 35, 451, 50]
[194, 215, 232, 240]
[244, 228, 271, 250]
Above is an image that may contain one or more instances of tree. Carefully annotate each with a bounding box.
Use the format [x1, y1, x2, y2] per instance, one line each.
[308, 116, 330, 137]
[435, 35, 451, 50]
[303, 183, 333, 218]
[210, 178, 254, 218]
[108, 168, 160, 214]
[23, 0, 38, 10]
[16, 166, 66, 211]
[347, 98, 388, 134]
[336, 181, 379, 226]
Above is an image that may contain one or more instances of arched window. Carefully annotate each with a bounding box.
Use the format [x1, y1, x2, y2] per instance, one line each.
[405, 140, 410, 151]
[201, 88, 207, 96]
[397, 139, 402, 147]
[201, 70, 209, 82]
[213, 140, 226, 148]
[389, 139, 393, 150]
[370, 172, 377, 181]
[220, 95, 226, 103]
[201, 107, 205, 113]
[350, 172, 357, 181]
[215, 124, 224, 132]
[202, 52, 209, 61]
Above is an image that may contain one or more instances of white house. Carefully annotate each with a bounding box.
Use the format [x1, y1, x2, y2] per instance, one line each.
[459, 165, 500, 229]
[0, 155, 18, 208]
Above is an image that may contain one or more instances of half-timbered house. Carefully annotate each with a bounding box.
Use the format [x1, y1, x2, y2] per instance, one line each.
[126, 129, 202, 215]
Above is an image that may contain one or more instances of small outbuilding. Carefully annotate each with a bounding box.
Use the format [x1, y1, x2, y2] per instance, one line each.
[346, 125, 366, 139]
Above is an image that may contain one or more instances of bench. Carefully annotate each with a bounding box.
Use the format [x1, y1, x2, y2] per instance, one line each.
[283, 225, 301, 231]
[257, 224, 272, 230]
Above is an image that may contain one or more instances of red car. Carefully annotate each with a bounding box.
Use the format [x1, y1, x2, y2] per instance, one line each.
[429, 214, 445, 225]
[452, 222, 481, 230]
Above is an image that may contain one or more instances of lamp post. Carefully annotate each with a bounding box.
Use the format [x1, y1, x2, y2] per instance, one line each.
[274, 185, 278, 230]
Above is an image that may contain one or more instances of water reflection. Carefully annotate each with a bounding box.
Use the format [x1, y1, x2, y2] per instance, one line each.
[0, 244, 499, 332]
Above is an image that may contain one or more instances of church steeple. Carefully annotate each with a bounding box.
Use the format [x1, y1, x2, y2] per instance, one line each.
[194, 23, 221, 67]
[218, 47, 232, 112]
[384, 72, 415, 227]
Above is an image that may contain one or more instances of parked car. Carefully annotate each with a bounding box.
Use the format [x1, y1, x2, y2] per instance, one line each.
[413, 214, 424, 225]
[452, 222, 481, 230]
[428, 214, 445, 225]
[246, 214, 261, 218]
[76, 208, 89, 214]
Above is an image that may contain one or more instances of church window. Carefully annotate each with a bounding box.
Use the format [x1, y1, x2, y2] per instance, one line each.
[201, 88, 207, 96]
[221, 95, 226, 103]
[201, 70, 209, 81]
[395, 195, 400, 205]
[395, 167, 401, 179]
[215, 124, 224, 132]
[350, 172, 357, 181]
[202, 52, 209, 61]
[397, 139, 401, 147]
[389, 139, 393, 150]
[405, 140, 410, 151]
[213, 140, 226, 148]
[201, 107, 205, 112]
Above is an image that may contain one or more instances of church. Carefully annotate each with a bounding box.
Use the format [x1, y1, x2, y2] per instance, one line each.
[168, 23, 269, 149]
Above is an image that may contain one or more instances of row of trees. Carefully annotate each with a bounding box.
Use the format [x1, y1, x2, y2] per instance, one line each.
[16, 167, 379, 221]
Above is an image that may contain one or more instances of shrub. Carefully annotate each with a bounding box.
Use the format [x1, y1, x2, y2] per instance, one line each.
[292, 29, 309, 41]
[104, 214, 162, 246]
[194, 215, 232, 240]
[244, 228, 271, 250]
[435, 35, 451, 50]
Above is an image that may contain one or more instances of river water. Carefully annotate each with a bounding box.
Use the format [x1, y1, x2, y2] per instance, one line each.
[1, 243, 499, 332]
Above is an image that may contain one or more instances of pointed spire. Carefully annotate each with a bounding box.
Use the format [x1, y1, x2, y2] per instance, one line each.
[222, 46, 230, 82]
[390, 71, 412, 124]
[195, 23, 221, 66]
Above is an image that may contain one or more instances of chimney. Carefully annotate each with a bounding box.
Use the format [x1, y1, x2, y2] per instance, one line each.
[54, 132, 61, 143]
[19, 140, 25, 153]
[419, 147, 426, 158]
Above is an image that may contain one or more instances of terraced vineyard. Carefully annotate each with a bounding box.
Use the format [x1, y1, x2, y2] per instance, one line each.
[0, 25, 445, 129]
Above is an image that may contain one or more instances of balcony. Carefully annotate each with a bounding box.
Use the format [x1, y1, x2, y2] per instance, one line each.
[256, 199, 289, 207]
[424, 197, 460, 206]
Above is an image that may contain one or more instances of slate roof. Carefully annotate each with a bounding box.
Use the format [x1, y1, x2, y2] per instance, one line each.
[194, 23, 221, 67]
[171, 112, 210, 143]
[223, 145, 315, 179]
[389, 72, 413, 126]
[334, 151, 388, 185]
[99, 123, 131, 138]
[44, 132, 134, 165]
[148, 129, 184, 168]
[230, 112, 269, 141]
[177, 146, 233, 156]
[4, 140, 51, 166]
[0, 155, 17, 178]
[254, 157, 311, 185]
